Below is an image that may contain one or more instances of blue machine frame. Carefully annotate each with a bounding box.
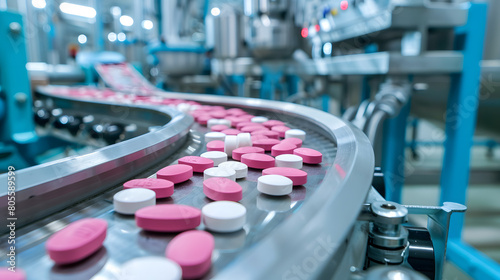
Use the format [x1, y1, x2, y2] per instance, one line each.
[382, 3, 500, 279]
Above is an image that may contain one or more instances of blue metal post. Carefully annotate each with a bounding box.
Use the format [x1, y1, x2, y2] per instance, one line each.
[439, 3, 500, 279]
[381, 99, 411, 202]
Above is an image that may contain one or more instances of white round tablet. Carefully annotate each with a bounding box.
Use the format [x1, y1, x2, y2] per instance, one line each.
[202, 201, 246, 232]
[204, 167, 236, 181]
[218, 119, 231, 127]
[285, 129, 306, 141]
[224, 135, 238, 157]
[237, 133, 252, 148]
[251, 116, 269, 124]
[113, 188, 156, 215]
[120, 256, 182, 280]
[219, 161, 248, 179]
[207, 119, 222, 129]
[257, 175, 293, 196]
[200, 151, 228, 166]
[177, 103, 191, 113]
[205, 132, 226, 142]
[275, 154, 303, 169]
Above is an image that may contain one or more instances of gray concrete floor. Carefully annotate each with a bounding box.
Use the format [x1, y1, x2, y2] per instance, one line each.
[402, 120, 500, 279]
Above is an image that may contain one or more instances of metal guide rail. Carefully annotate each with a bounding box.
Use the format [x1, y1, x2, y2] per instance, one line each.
[0, 86, 374, 279]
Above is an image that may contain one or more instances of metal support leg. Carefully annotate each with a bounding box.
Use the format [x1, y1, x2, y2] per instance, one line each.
[381, 99, 411, 202]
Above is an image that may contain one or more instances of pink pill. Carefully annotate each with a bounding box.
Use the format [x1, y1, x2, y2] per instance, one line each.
[210, 106, 225, 111]
[178, 156, 214, 173]
[166, 230, 214, 279]
[262, 167, 307, 186]
[123, 178, 174, 198]
[281, 137, 303, 148]
[263, 120, 285, 129]
[157, 164, 193, 184]
[210, 111, 227, 119]
[240, 125, 269, 133]
[46, 218, 107, 265]
[0, 268, 26, 280]
[226, 108, 246, 116]
[271, 125, 291, 138]
[211, 124, 229, 132]
[225, 117, 247, 127]
[251, 135, 269, 142]
[252, 138, 281, 151]
[136, 205, 201, 232]
[221, 128, 241, 136]
[294, 148, 323, 164]
[203, 177, 243, 201]
[239, 114, 254, 121]
[232, 146, 265, 161]
[207, 140, 225, 152]
[236, 122, 261, 130]
[251, 130, 279, 139]
[197, 115, 211, 125]
[241, 153, 275, 169]
[271, 143, 297, 157]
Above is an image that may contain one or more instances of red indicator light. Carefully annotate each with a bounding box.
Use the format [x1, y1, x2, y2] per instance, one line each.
[340, 0, 348, 10]
[315, 24, 320, 32]
[301, 27, 308, 38]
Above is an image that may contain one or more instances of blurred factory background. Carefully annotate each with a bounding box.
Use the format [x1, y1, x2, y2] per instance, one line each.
[1, 0, 500, 279]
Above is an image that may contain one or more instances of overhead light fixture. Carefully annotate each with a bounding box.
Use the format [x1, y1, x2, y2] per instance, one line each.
[211, 7, 220, 17]
[108, 32, 117, 42]
[117, 32, 126, 42]
[32, 0, 46, 9]
[142, 20, 153, 30]
[120, 15, 134, 27]
[59, 2, 96, 18]
[78, 34, 87, 44]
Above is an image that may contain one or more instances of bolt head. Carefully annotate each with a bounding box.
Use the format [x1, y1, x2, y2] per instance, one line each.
[9, 22, 22, 35]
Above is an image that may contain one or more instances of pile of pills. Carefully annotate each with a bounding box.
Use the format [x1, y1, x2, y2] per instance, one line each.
[43, 104, 324, 280]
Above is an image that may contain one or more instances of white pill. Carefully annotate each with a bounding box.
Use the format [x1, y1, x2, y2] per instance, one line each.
[237, 133, 252, 148]
[218, 119, 231, 127]
[120, 256, 182, 280]
[257, 175, 293, 196]
[200, 151, 228, 166]
[202, 201, 246, 233]
[113, 188, 156, 215]
[205, 132, 226, 142]
[204, 167, 236, 181]
[219, 161, 248, 179]
[177, 103, 191, 113]
[224, 135, 238, 157]
[275, 154, 303, 169]
[251, 116, 269, 123]
[285, 129, 306, 141]
[207, 119, 222, 129]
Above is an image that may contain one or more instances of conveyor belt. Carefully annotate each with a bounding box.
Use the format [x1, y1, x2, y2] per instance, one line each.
[0, 86, 374, 279]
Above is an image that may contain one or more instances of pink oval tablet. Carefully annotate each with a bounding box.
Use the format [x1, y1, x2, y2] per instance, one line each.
[232, 146, 265, 161]
[239, 114, 254, 121]
[226, 108, 246, 116]
[136, 205, 201, 232]
[281, 137, 303, 148]
[251, 135, 269, 142]
[262, 167, 307, 186]
[211, 124, 229, 132]
[206, 140, 225, 152]
[210, 105, 225, 111]
[294, 148, 323, 164]
[240, 125, 269, 133]
[203, 177, 243, 201]
[271, 125, 291, 138]
[236, 122, 260, 130]
[271, 143, 297, 157]
[178, 156, 214, 173]
[225, 117, 247, 127]
[46, 218, 107, 265]
[166, 230, 214, 279]
[0, 268, 26, 280]
[251, 130, 279, 139]
[157, 164, 193, 184]
[210, 111, 227, 119]
[196, 115, 211, 125]
[241, 153, 275, 169]
[123, 178, 174, 198]
[262, 120, 285, 129]
[221, 129, 241, 136]
[252, 138, 281, 151]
